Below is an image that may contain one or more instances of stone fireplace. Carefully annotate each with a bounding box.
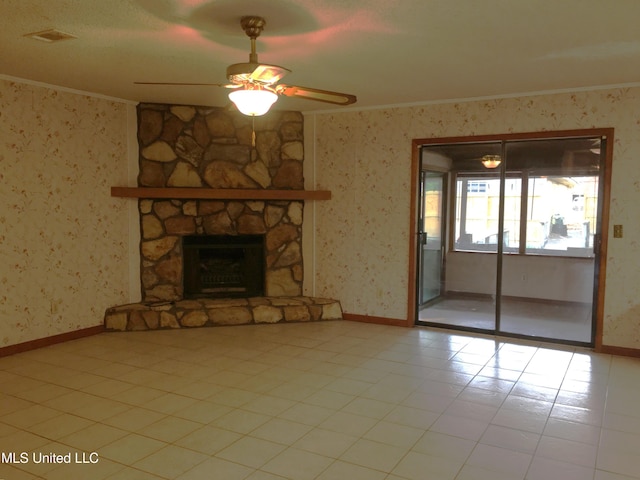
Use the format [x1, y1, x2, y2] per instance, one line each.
[104, 103, 342, 331]
[137, 104, 305, 303]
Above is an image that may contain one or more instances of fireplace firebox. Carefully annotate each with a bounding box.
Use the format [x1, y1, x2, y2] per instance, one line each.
[182, 235, 265, 299]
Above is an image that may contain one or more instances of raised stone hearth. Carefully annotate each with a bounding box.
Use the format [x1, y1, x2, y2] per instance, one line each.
[105, 296, 343, 331]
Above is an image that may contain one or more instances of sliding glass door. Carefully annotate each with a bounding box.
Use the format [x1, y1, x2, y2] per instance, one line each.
[416, 133, 607, 346]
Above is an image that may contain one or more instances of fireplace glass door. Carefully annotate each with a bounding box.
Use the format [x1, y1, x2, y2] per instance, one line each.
[183, 235, 265, 298]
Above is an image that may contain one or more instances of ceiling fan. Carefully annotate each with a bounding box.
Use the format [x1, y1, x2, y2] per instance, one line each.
[136, 16, 357, 116]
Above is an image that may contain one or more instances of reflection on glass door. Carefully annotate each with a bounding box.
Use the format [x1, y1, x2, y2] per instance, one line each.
[418, 171, 444, 306]
[416, 135, 606, 346]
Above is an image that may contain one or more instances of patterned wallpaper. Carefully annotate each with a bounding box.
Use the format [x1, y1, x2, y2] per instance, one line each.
[2, 77, 639, 350]
[0, 79, 131, 347]
[309, 87, 640, 349]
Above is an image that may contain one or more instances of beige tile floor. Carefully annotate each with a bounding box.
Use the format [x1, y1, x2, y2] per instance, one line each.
[1, 320, 640, 479]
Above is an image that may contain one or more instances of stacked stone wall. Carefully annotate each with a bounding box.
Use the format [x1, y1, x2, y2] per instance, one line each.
[136, 104, 305, 301]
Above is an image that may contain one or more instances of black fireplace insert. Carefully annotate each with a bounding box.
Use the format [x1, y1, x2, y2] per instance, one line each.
[182, 235, 265, 299]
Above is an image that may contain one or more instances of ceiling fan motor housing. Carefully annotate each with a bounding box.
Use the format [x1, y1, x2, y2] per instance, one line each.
[240, 16, 266, 39]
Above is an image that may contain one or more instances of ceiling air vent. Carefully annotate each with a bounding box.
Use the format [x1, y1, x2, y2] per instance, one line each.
[24, 29, 76, 43]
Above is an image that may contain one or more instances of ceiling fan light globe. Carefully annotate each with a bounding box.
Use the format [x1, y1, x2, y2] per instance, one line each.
[229, 88, 278, 116]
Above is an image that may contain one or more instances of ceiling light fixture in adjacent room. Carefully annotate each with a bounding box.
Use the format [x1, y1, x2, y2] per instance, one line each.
[481, 154, 502, 168]
[24, 29, 77, 43]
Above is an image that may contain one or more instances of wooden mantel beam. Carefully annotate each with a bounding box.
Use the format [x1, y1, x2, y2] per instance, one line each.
[111, 187, 331, 201]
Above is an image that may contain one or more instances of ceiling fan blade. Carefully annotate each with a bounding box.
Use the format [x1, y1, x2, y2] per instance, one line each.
[275, 84, 357, 105]
[134, 81, 239, 88]
[249, 64, 290, 84]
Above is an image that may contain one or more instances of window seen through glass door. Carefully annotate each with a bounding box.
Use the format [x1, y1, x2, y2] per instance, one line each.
[525, 175, 597, 256]
[455, 174, 597, 258]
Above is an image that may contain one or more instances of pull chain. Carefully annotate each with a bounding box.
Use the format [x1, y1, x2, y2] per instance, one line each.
[252, 116, 256, 147]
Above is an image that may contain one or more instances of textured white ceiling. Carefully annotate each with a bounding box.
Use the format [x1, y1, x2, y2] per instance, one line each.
[3, 0, 640, 113]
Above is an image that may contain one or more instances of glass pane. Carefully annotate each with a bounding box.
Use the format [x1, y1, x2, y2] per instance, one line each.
[525, 175, 597, 257]
[419, 142, 500, 332]
[502, 177, 522, 253]
[455, 177, 502, 252]
[419, 173, 444, 304]
[423, 175, 443, 241]
[499, 137, 599, 343]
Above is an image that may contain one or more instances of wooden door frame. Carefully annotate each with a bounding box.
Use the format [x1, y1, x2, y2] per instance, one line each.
[408, 129, 614, 349]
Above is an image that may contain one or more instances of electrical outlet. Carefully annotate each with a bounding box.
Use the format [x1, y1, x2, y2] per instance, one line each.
[613, 224, 623, 238]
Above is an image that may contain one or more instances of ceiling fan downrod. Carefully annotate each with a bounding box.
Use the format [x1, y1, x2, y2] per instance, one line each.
[240, 16, 266, 64]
